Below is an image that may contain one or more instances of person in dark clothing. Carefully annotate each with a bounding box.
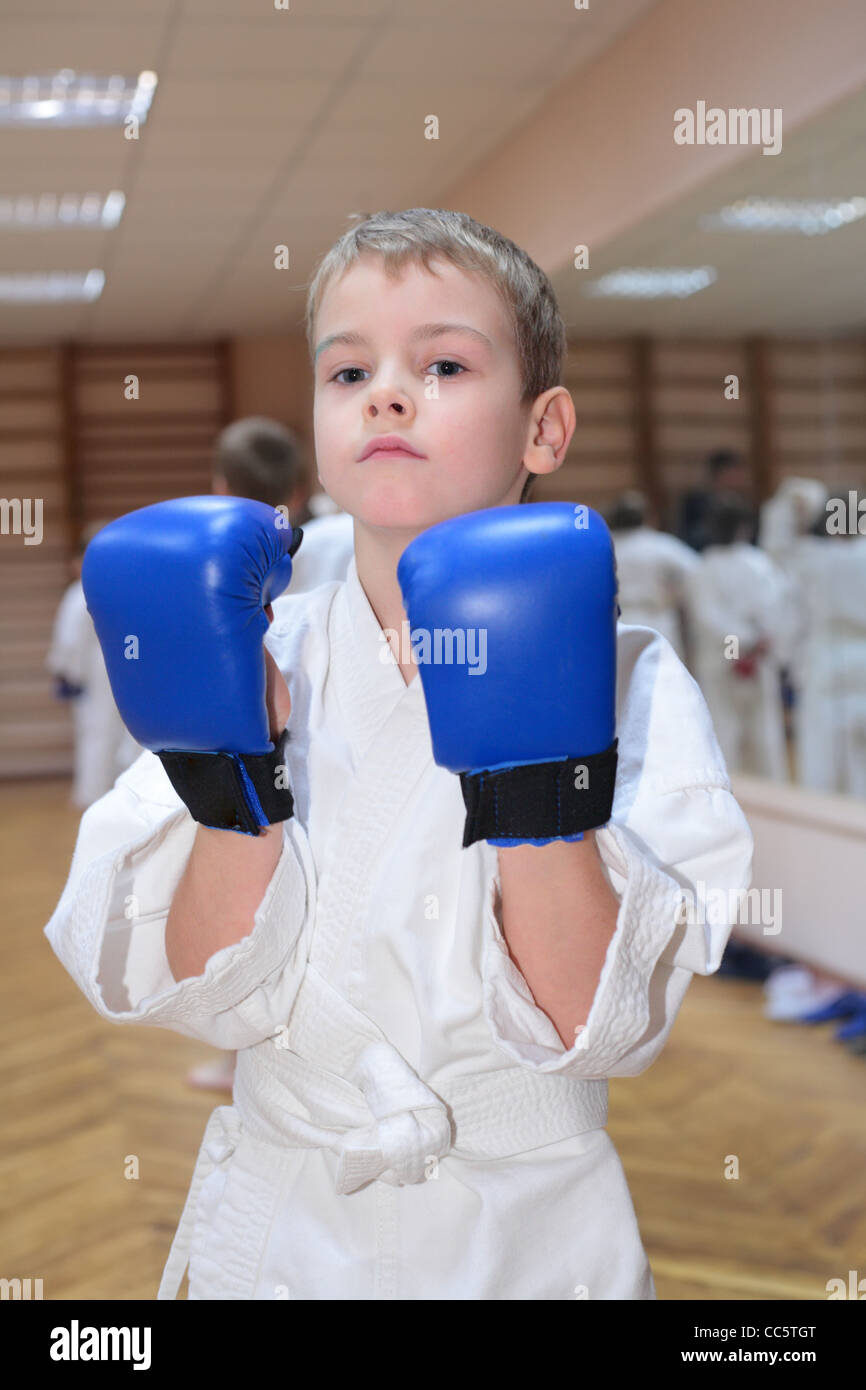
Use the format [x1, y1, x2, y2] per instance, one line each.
[677, 449, 757, 552]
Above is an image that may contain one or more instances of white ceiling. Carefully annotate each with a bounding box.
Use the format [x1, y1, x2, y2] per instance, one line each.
[1, 0, 864, 345]
[551, 81, 866, 338]
[0, 0, 655, 343]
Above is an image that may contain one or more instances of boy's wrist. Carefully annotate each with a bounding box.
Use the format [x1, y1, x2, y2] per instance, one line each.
[158, 727, 294, 836]
[458, 741, 618, 848]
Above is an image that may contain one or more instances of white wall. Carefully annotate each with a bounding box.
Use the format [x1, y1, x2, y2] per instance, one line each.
[731, 774, 866, 989]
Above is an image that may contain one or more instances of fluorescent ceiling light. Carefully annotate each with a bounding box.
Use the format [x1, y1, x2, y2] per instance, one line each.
[583, 267, 717, 299]
[0, 70, 156, 127]
[0, 270, 105, 303]
[0, 191, 125, 229]
[700, 196, 866, 235]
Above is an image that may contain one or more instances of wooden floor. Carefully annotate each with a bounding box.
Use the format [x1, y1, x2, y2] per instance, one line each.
[3, 777, 865, 1301]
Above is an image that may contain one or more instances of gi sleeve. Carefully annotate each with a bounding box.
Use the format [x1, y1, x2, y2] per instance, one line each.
[43, 750, 316, 1051]
[479, 627, 754, 1078]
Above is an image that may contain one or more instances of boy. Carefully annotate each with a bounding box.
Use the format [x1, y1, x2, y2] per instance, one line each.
[45, 208, 752, 1300]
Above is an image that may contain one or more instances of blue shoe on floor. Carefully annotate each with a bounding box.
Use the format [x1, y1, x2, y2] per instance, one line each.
[835, 1010, 866, 1043]
[799, 992, 866, 1024]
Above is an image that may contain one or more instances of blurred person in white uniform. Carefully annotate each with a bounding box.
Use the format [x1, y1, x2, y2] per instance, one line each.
[785, 503, 866, 797]
[759, 476, 828, 571]
[608, 490, 698, 661]
[46, 527, 141, 810]
[758, 477, 828, 744]
[685, 495, 796, 781]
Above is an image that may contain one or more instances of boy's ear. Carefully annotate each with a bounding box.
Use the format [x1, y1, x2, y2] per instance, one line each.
[523, 387, 576, 480]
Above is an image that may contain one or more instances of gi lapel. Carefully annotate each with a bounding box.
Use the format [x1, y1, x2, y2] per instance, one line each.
[312, 557, 434, 980]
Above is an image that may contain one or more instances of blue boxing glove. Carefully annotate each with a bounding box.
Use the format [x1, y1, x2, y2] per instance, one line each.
[81, 496, 303, 835]
[397, 502, 618, 848]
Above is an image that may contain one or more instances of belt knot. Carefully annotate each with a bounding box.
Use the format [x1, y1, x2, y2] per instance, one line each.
[333, 1041, 453, 1195]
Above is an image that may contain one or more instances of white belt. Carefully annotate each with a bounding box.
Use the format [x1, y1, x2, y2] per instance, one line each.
[157, 966, 607, 1299]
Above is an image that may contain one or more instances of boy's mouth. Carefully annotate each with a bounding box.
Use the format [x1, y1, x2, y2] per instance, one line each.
[358, 434, 426, 461]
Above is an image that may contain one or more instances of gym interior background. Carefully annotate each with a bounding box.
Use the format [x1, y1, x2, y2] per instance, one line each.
[1, 0, 865, 1301]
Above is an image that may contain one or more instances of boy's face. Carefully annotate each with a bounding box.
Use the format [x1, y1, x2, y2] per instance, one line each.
[312, 255, 535, 532]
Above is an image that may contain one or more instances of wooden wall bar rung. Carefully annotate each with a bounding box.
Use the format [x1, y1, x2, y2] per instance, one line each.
[75, 342, 220, 356]
[78, 410, 223, 427]
[778, 447, 866, 463]
[562, 375, 635, 390]
[0, 428, 62, 441]
[0, 388, 59, 402]
[81, 435, 223, 453]
[772, 375, 866, 390]
[74, 365, 221, 383]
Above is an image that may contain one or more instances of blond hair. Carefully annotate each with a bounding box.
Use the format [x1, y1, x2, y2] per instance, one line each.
[305, 208, 568, 502]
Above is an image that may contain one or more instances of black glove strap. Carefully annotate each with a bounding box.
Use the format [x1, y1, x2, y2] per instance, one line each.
[158, 728, 294, 837]
[458, 740, 618, 848]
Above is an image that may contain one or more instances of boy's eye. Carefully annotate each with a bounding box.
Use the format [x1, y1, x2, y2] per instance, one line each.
[331, 366, 367, 385]
[329, 359, 466, 385]
[427, 359, 465, 378]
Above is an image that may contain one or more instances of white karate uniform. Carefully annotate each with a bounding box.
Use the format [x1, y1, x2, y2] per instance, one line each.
[46, 580, 142, 808]
[44, 558, 753, 1301]
[611, 526, 699, 660]
[759, 477, 827, 568]
[756, 482, 829, 765]
[684, 543, 798, 782]
[288, 512, 354, 593]
[785, 536, 866, 797]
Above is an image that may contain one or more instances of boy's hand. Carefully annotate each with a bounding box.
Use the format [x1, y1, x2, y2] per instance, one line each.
[263, 612, 292, 741]
[397, 502, 618, 849]
[82, 496, 303, 835]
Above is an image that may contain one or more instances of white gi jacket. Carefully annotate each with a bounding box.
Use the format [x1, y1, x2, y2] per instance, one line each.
[46, 580, 141, 808]
[786, 536, 866, 797]
[685, 543, 797, 782]
[611, 526, 698, 660]
[288, 512, 354, 593]
[44, 556, 753, 1301]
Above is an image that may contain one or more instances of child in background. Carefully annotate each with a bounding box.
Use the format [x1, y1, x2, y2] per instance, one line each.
[46, 524, 141, 809]
[608, 489, 698, 661]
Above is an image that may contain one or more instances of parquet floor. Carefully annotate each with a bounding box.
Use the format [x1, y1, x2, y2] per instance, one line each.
[3, 778, 864, 1300]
